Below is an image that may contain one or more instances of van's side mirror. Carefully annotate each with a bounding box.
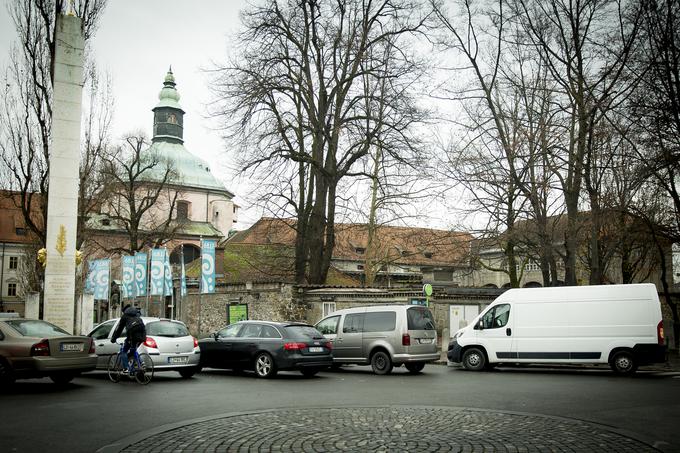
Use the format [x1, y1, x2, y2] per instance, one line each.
[213, 332, 219, 340]
[475, 320, 484, 330]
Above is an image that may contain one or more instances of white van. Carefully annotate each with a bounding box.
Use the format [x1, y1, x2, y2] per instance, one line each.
[447, 283, 666, 375]
[315, 304, 439, 375]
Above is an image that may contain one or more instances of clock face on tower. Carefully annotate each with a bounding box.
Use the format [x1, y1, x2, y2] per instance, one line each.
[167, 112, 177, 124]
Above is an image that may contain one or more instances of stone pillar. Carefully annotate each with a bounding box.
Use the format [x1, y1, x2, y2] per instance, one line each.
[43, 14, 84, 333]
[24, 292, 40, 319]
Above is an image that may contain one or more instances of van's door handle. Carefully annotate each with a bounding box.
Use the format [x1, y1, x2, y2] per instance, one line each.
[506, 328, 512, 336]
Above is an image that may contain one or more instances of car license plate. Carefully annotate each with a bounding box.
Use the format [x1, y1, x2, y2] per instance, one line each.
[168, 356, 188, 364]
[418, 338, 433, 344]
[308, 347, 324, 353]
[60, 343, 83, 352]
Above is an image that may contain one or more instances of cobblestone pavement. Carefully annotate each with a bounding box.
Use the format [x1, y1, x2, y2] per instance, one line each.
[109, 407, 658, 452]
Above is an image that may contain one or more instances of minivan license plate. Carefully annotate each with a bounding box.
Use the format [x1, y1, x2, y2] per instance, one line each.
[308, 347, 324, 353]
[418, 338, 433, 344]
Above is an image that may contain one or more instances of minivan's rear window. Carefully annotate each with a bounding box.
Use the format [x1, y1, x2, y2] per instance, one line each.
[407, 307, 436, 330]
[285, 325, 324, 340]
[363, 312, 396, 332]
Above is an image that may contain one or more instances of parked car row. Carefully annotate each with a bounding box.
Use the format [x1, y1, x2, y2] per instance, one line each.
[0, 304, 441, 385]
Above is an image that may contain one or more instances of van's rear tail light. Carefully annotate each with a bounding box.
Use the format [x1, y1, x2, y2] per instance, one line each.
[31, 339, 50, 356]
[88, 338, 96, 354]
[402, 333, 411, 346]
[283, 342, 307, 351]
[143, 337, 158, 349]
[657, 321, 665, 345]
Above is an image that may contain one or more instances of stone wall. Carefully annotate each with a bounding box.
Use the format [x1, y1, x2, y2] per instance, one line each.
[178, 282, 295, 337]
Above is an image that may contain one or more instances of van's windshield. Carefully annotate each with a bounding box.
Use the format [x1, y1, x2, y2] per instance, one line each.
[407, 307, 436, 330]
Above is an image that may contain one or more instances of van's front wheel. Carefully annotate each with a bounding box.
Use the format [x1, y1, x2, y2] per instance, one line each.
[462, 347, 486, 371]
[610, 350, 637, 375]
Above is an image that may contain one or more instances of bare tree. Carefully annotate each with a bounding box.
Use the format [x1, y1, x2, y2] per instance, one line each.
[0, 0, 108, 248]
[511, 0, 642, 285]
[209, 0, 430, 284]
[94, 134, 181, 255]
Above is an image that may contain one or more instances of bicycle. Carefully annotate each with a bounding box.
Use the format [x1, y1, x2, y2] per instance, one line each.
[107, 340, 154, 385]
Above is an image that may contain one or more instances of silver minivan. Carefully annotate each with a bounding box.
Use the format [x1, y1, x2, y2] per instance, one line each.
[314, 304, 439, 375]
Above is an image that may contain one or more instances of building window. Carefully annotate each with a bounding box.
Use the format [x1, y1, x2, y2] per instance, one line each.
[423, 251, 433, 259]
[177, 201, 189, 220]
[8, 256, 18, 270]
[355, 247, 366, 255]
[357, 264, 365, 270]
[322, 302, 336, 317]
[15, 227, 26, 236]
[7, 283, 17, 297]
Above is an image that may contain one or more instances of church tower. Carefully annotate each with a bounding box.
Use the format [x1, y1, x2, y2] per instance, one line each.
[152, 68, 185, 144]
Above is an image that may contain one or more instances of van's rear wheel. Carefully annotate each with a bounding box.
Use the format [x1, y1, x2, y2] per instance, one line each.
[371, 351, 393, 375]
[405, 363, 425, 374]
[462, 347, 486, 371]
[610, 350, 637, 375]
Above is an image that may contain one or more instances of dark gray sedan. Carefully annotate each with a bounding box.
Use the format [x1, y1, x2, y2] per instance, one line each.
[198, 321, 333, 378]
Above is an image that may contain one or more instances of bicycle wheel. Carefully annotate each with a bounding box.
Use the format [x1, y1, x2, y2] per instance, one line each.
[134, 353, 154, 385]
[107, 354, 124, 383]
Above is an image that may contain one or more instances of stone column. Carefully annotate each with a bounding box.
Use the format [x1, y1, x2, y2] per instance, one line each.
[43, 14, 84, 332]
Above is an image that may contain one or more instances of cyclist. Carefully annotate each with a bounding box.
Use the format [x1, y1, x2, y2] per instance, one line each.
[110, 304, 146, 372]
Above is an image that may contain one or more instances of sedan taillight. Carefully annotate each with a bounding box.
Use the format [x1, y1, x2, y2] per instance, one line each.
[283, 342, 307, 351]
[31, 339, 50, 356]
[325, 341, 333, 350]
[88, 338, 96, 354]
[193, 337, 199, 348]
[143, 337, 158, 349]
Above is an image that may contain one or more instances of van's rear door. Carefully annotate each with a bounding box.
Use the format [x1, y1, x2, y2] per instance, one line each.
[406, 306, 437, 354]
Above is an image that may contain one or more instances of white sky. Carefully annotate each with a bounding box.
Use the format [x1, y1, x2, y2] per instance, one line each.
[0, 0, 263, 228]
[0, 1, 467, 232]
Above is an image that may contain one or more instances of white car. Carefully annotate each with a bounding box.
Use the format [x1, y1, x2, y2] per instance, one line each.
[88, 317, 201, 378]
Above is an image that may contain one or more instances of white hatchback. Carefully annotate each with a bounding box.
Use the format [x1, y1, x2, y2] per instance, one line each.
[88, 317, 201, 378]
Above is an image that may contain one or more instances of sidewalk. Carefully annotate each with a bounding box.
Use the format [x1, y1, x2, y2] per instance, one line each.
[437, 348, 680, 372]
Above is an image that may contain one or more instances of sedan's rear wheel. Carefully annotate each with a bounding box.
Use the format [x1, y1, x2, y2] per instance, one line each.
[300, 368, 319, 378]
[50, 373, 76, 385]
[0, 360, 15, 386]
[254, 352, 277, 378]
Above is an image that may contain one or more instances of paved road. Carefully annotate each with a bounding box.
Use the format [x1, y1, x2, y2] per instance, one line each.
[2, 364, 679, 452]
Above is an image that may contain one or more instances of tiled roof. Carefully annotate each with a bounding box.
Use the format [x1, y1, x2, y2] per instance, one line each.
[187, 242, 360, 285]
[0, 191, 42, 244]
[229, 218, 473, 267]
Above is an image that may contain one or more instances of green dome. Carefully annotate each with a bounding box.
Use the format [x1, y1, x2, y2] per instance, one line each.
[142, 141, 232, 194]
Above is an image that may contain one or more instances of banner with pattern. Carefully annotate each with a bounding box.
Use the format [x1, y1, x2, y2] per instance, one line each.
[134, 252, 147, 296]
[201, 239, 216, 293]
[121, 255, 135, 299]
[85, 260, 96, 294]
[150, 249, 166, 296]
[91, 259, 110, 300]
[163, 251, 173, 296]
[180, 257, 187, 297]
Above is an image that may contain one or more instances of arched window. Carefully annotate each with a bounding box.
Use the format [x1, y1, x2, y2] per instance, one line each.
[176, 201, 189, 220]
[170, 244, 201, 265]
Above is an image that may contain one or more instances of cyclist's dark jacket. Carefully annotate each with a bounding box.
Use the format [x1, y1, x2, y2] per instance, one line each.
[111, 305, 146, 344]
